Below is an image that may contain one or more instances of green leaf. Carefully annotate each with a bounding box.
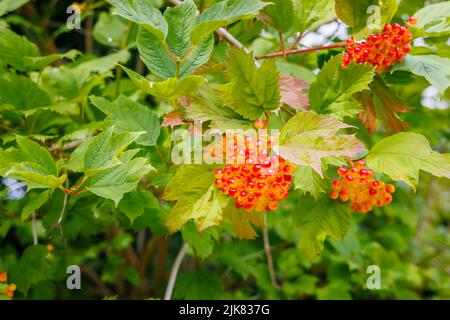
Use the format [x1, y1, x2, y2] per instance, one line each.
[107, 0, 167, 41]
[0, 136, 65, 189]
[0, 28, 39, 71]
[137, 27, 177, 79]
[139, 29, 214, 79]
[279, 111, 366, 177]
[120, 65, 207, 100]
[118, 191, 158, 223]
[292, 0, 336, 33]
[164, 165, 229, 233]
[292, 166, 327, 199]
[0, 28, 79, 71]
[21, 190, 51, 221]
[67, 127, 143, 175]
[164, 0, 197, 58]
[83, 127, 143, 176]
[181, 220, 219, 259]
[335, 0, 398, 38]
[262, 0, 294, 33]
[293, 195, 351, 260]
[410, 2, 450, 38]
[87, 150, 154, 205]
[9, 245, 53, 295]
[221, 47, 280, 120]
[393, 55, 450, 95]
[77, 50, 130, 74]
[173, 271, 224, 300]
[309, 55, 375, 117]
[0, 0, 30, 16]
[90, 95, 160, 146]
[183, 86, 253, 129]
[0, 74, 51, 112]
[22, 50, 81, 70]
[192, 0, 269, 44]
[93, 12, 130, 47]
[367, 132, 450, 190]
[178, 35, 214, 78]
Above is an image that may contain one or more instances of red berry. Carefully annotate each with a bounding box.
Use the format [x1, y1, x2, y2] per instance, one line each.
[408, 16, 418, 26]
[338, 166, 348, 176]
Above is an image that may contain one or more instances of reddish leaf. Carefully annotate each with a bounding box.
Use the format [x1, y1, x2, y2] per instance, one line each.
[370, 76, 412, 133]
[279, 75, 309, 110]
[162, 110, 185, 127]
[355, 91, 377, 133]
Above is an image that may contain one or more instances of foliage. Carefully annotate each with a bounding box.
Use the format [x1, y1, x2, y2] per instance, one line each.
[0, 0, 449, 301]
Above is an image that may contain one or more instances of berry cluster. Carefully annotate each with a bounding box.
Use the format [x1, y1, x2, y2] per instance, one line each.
[342, 17, 417, 73]
[213, 136, 296, 212]
[0, 272, 16, 299]
[329, 160, 395, 214]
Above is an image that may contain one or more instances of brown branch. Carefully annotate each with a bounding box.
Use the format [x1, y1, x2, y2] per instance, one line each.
[80, 264, 113, 297]
[278, 32, 286, 56]
[48, 140, 84, 152]
[256, 43, 347, 60]
[263, 213, 280, 290]
[289, 32, 304, 50]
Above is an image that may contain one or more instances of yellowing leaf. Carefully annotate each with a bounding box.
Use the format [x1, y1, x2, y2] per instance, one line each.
[367, 132, 450, 190]
[164, 165, 229, 233]
[279, 111, 366, 177]
[224, 203, 265, 240]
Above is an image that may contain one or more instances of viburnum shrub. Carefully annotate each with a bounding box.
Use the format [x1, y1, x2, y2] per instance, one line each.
[342, 17, 417, 73]
[329, 160, 395, 214]
[0, 0, 449, 300]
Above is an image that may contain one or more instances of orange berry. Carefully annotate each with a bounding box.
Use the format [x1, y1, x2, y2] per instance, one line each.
[385, 184, 395, 194]
[253, 119, 267, 129]
[356, 159, 366, 169]
[0, 272, 7, 282]
[8, 284, 16, 292]
[330, 190, 339, 200]
[3, 290, 13, 299]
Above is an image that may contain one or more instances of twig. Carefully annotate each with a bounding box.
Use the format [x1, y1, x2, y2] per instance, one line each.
[32, 212, 38, 245]
[263, 213, 280, 290]
[0, 122, 19, 134]
[278, 32, 286, 56]
[281, 104, 296, 117]
[57, 193, 69, 226]
[289, 32, 304, 50]
[85, 0, 94, 54]
[48, 139, 84, 152]
[256, 43, 347, 60]
[80, 264, 113, 297]
[164, 243, 188, 300]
